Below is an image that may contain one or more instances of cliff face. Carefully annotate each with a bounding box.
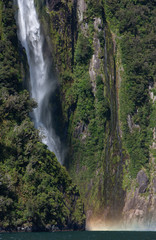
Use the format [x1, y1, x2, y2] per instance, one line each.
[31, 0, 156, 229]
[105, 0, 156, 229]
[123, 170, 156, 229]
[38, 0, 125, 225]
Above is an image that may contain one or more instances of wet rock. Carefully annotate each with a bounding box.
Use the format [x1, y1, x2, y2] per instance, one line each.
[47, 0, 63, 11]
[74, 122, 85, 138]
[127, 114, 140, 133]
[89, 17, 102, 96]
[24, 226, 33, 232]
[122, 171, 156, 228]
[153, 177, 156, 193]
[77, 0, 87, 22]
[45, 224, 51, 231]
[17, 227, 21, 232]
[137, 170, 149, 193]
[51, 225, 60, 232]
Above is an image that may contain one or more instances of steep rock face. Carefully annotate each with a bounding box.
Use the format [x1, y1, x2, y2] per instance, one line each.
[122, 83, 156, 228]
[77, 0, 86, 22]
[47, 0, 62, 11]
[35, 0, 75, 72]
[105, 0, 156, 228]
[89, 17, 101, 95]
[35, 0, 156, 229]
[123, 170, 156, 229]
[37, 0, 125, 225]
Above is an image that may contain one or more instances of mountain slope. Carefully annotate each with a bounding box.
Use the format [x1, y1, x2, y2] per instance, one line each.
[37, 0, 156, 228]
[0, 0, 85, 231]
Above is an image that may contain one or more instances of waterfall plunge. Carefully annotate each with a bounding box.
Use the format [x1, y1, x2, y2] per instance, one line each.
[17, 0, 63, 162]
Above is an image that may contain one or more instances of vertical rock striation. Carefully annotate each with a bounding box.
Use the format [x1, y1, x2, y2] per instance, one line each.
[30, 0, 156, 229]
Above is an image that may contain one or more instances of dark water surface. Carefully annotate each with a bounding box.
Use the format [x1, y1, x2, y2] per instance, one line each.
[0, 232, 156, 240]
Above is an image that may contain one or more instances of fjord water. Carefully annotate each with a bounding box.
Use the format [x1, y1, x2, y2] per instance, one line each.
[1, 232, 156, 240]
[17, 0, 62, 162]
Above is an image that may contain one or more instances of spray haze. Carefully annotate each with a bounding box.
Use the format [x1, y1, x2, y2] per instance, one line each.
[16, 0, 63, 162]
[87, 218, 156, 231]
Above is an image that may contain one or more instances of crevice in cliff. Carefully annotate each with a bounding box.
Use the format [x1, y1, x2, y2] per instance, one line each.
[101, 6, 125, 221]
[71, 0, 78, 69]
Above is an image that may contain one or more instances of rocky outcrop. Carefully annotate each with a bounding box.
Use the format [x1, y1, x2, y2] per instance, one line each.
[33, 0, 156, 230]
[123, 170, 156, 229]
[77, 0, 87, 22]
[46, 0, 62, 11]
[137, 170, 149, 193]
[89, 18, 102, 96]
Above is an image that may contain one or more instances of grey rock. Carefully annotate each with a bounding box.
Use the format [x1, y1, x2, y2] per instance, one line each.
[25, 226, 33, 232]
[17, 227, 21, 231]
[137, 170, 149, 193]
[74, 122, 85, 138]
[51, 225, 59, 232]
[77, 0, 87, 22]
[46, 0, 62, 11]
[153, 177, 156, 193]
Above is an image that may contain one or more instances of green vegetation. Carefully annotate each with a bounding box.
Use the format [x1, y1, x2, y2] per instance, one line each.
[0, 0, 85, 230]
[105, 0, 156, 177]
[75, 33, 93, 65]
[35, 0, 125, 218]
[53, 0, 124, 216]
[47, 0, 74, 73]
[18, 0, 156, 223]
[86, 0, 103, 19]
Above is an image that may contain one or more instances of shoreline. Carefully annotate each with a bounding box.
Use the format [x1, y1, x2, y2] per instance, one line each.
[0, 227, 85, 233]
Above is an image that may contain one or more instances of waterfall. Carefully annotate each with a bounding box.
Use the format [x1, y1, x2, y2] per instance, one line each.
[16, 0, 63, 162]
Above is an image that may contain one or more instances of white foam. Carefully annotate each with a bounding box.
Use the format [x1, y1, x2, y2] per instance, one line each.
[17, 0, 62, 162]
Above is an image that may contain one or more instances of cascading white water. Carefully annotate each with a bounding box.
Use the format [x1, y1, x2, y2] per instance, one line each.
[16, 0, 63, 162]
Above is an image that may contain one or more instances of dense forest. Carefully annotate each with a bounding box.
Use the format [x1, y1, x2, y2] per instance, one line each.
[0, 0, 156, 230]
[0, 0, 85, 231]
